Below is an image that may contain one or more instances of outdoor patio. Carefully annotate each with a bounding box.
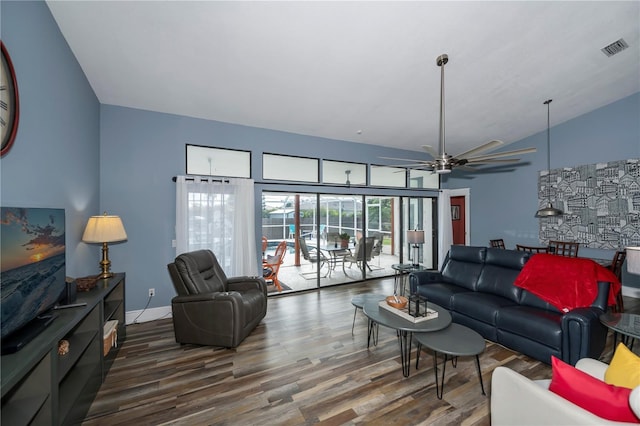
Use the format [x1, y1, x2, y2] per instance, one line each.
[263, 238, 414, 294]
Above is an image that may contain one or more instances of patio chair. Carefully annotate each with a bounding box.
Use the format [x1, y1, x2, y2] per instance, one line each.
[263, 240, 287, 291]
[369, 235, 384, 269]
[343, 237, 376, 275]
[299, 238, 328, 278]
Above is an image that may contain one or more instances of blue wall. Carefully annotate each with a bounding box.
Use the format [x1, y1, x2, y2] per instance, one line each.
[0, 1, 100, 278]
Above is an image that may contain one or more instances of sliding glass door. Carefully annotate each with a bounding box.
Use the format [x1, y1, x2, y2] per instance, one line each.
[261, 191, 436, 294]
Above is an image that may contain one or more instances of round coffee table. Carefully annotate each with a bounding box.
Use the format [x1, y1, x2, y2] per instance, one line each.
[362, 300, 451, 377]
[414, 323, 486, 399]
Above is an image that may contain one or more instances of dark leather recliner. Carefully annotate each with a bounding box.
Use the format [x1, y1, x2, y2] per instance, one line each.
[167, 249, 267, 348]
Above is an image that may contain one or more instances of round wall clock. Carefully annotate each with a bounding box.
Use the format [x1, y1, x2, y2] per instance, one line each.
[1, 42, 20, 157]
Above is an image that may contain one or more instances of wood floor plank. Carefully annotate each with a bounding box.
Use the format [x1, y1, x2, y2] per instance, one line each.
[83, 278, 640, 425]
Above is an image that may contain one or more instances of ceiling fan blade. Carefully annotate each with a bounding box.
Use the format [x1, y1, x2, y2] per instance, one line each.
[379, 160, 436, 169]
[465, 147, 537, 162]
[421, 145, 439, 158]
[465, 158, 522, 165]
[453, 140, 504, 160]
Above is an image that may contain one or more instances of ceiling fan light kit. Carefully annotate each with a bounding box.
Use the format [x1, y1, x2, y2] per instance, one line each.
[379, 54, 535, 173]
[535, 99, 563, 218]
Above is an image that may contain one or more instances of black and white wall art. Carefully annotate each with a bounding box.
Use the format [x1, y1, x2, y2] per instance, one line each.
[538, 158, 640, 249]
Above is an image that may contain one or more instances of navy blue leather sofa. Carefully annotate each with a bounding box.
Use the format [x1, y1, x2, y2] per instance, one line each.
[409, 245, 610, 365]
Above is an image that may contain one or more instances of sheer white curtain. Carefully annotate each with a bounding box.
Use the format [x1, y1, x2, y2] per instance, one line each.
[437, 189, 453, 269]
[175, 176, 258, 276]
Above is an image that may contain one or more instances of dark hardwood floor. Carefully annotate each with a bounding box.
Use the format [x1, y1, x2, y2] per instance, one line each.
[83, 278, 639, 425]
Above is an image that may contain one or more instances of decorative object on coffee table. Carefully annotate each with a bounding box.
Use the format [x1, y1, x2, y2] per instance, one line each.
[378, 300, 438, 323]
[386, 295, 408, 309]
[408, 294, 429, 317]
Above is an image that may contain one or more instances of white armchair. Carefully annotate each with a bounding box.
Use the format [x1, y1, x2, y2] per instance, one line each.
[491, 358, 640, 425]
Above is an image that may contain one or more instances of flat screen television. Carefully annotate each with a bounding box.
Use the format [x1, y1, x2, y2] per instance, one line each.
[1, 207, 66, 354]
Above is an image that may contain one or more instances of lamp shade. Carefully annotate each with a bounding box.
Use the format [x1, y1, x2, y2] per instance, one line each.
[82, 214, 127, 243]
[626, 247, 640, 275]
[407, 230, 425, 244]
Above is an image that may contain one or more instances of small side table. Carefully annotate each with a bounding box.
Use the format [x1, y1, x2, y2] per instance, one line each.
[391, 263, 428, 296]
[599, 312, 640, 352]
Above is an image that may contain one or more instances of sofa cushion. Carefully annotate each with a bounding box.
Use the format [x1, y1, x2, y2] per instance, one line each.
[518, 289, 561, 312]
[549, 356, 639, 423]
[605, 342, 640, 389]
[414, 282, 470, 310]
[496, 305, 563, 350]
[452, 292, 516, 325]
[475, 248, 528, 302]
[441, 246, 486, 291]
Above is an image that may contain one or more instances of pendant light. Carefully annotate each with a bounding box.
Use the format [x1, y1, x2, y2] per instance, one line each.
[535, 99, 563, 218]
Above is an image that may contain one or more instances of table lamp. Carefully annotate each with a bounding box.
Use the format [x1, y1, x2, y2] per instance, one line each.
[82, 212, 127, 279]
[407, 229, 425, 267]
[626, 247, 640, 275]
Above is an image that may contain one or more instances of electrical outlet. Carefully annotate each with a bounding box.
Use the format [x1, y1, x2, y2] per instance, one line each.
[148, 288, 155, 297]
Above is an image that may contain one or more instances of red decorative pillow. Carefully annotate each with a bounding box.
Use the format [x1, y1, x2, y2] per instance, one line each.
[549, 356, 639, 423]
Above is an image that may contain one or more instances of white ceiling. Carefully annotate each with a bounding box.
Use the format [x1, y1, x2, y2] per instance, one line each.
[46, 1, 640, 157]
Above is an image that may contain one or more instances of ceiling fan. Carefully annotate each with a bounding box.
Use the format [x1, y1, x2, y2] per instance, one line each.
[382, 54, 536, 174]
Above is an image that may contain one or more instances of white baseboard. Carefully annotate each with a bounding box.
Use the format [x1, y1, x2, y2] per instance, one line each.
[126, 305, 172, 325]
[621, 285, 640, 299]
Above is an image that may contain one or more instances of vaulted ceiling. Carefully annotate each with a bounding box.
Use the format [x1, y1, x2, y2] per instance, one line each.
[46, 1, 639, 157]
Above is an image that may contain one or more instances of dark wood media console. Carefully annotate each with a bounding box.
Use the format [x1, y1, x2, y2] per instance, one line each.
[1, 273, 126, 425]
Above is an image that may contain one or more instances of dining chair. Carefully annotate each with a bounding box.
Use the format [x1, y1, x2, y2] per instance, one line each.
[490, 239, 506, 249]
[263, 240, 287, 291]
[516, 244, 549, 253]
[548, 240, 579, 257]
[609, 250, 626, 313]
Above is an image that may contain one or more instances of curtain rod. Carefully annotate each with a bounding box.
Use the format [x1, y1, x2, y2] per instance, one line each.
[171, 175, 441, 193]
[172, 176, 229, 183]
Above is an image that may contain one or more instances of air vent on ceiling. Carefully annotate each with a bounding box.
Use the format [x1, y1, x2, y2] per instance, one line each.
[601, 38, 629, 57]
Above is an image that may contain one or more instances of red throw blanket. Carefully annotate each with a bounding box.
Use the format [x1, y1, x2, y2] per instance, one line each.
[513, 254, 620, 313]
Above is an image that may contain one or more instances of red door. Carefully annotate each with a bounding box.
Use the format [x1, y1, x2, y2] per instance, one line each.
[451, 196, 466, 245]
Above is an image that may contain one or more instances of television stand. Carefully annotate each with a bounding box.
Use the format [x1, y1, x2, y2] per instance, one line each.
[1, 273, 126, 425]
[1, 313, 57, 355]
